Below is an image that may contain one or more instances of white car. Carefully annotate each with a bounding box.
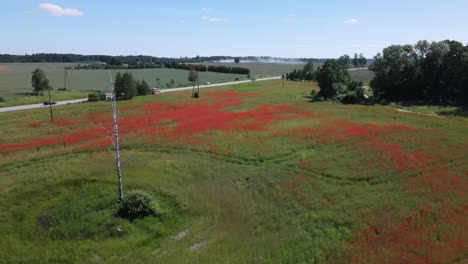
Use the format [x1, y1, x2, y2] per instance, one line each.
[152, 88, 161, 94]
[205, 82, 211, 85]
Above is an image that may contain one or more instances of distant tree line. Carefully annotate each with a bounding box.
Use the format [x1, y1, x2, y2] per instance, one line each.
[370, 40, 468, 105]
[285, 54, 364, 82]
[0, 53, 337, 64]
[165, 63, 250, 75]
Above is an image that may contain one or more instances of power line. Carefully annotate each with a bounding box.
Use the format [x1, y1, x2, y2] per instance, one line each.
[108, 70, 124, 202]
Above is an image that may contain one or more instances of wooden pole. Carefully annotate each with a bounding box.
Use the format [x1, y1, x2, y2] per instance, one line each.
[48, 89, 53, 123]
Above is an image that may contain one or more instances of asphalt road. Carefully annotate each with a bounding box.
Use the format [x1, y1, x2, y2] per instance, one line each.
[0, 76, 281, 113]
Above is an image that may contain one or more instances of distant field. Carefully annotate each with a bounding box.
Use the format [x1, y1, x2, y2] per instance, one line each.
[0, 63, 248, 100]
[349, 68, 375, 83]
[199, 62, 374, 83]
[0, 80, 465, 263]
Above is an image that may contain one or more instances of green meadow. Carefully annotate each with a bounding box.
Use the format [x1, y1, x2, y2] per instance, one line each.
[0, 80, 465, 263]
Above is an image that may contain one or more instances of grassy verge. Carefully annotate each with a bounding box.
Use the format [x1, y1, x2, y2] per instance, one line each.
[0, 90, 90, 107]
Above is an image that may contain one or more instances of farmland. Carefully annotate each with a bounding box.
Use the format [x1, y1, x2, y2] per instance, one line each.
[0, 63, 249, 101]
[0, 80, 466, 263]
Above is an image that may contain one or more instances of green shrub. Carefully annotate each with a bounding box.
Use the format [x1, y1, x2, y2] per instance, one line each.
[88, 93, 99, 102]
[117, 190, 159, 220]
[58, 88, 67, 91]
[0, 97, 5, 103]
[98, 92, 107, 101]
[194, 92, 200, 98]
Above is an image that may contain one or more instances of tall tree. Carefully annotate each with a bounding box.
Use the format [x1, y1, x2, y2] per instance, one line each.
[358, 53, 367, 68]
[316, 59, 351, 100]
[31, 68, 51, 95]
[337, 55, 351, 69]
[353, 53, 359, 68]
[114, 72, 137, 100]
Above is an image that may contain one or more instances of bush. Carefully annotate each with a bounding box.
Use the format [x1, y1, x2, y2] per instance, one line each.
[0, 97, 5, 103]
[88, 93, 99, 102]
[98, 92, 107, 101]
[117, 190, 159, 220]
[194, 92, 200, 98]
[58, 88, 67, 91]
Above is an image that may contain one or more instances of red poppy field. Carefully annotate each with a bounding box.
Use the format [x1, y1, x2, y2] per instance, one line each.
[0, 80, 466, 263]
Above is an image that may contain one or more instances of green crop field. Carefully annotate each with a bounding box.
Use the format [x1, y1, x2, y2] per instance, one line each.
[0, 63, 249, 101]
[0, 80, 466, 263]
[349, 68, 374, 83]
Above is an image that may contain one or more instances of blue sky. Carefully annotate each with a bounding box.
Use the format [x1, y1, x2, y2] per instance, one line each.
[1, 0, 467, 58]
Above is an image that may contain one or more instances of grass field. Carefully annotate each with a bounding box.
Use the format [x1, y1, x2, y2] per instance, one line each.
[0, 80, 466, 263]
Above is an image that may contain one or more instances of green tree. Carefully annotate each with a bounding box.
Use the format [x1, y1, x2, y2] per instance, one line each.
[188, 68, 198, 97]
[337, 55, 351, 69]
[137, 80, 151, 95]
[358, 53, 367, 68]
[109, 57, 123, 66]
[234, 58, 240, 63]
[316, 59, 351, 100]
[353, 53, 359, 68]
[370, 45, 419, 101]
[31, 68, 51, 95]
[114, 72, 136, 100]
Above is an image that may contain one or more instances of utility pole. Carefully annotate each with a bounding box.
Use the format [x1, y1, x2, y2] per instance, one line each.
[282, 73, 285, 89]
[47, 88, 53, 123]
[108, 72, 124, 202]
[197, 70, 200, 96]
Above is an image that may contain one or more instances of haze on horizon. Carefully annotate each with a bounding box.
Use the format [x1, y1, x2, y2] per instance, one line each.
[1, 0, 467, 58]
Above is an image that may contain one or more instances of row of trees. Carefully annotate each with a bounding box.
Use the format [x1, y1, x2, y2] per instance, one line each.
[165, 63, 250, 75]
[370, 40, 468, 105]
[285, 54, 367, 82]
[353, 53, 367, 68]
[285, 61, 315, 81]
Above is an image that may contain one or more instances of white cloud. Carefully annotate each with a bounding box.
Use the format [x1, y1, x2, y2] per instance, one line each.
[201, 8, 213, 13]
[344, 18, 359, 24]
[201, 16, 226, 23]
[39, 3, 84, 17]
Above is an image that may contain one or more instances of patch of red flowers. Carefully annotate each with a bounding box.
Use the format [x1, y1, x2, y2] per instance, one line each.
[352, 204, 467, 264]
[0, 90, 312, 154]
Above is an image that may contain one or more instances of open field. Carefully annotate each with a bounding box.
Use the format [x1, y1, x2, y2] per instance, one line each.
[195, 62, 374, 83]
[349, 68, 374, 84]
[0, 63, 249, 100]
[0, 80, 466, 263]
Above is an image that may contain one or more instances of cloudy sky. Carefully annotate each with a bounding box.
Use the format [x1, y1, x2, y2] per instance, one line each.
[1, 0, 467, 58]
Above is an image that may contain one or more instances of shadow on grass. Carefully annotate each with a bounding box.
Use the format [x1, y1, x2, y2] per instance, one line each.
[437, 107, 468, 118]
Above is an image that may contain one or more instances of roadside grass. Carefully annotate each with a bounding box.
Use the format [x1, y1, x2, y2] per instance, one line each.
[0, 80, 466, 263]
[0, 90, 90, 107]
